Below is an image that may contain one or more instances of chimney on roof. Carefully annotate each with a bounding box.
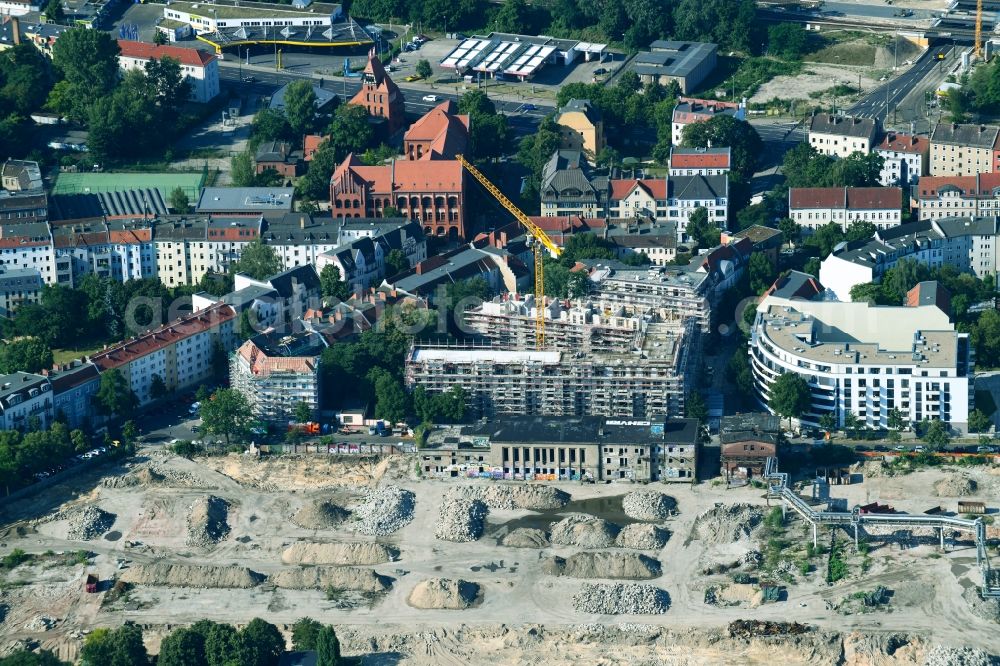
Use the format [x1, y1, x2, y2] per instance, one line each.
[11, 17, 18, 46]
[300, 216, 306, 229]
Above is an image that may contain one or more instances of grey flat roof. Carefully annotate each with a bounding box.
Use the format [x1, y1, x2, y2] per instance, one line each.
[466, 415, 698, 446]
[634, 41, 716, 79]
[268, 83, 339, 112]
[196, 187, 294, 213]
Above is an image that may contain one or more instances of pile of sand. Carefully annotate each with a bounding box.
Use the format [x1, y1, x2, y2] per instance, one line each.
[713, 583, 764, 608]
[102, 467, 165, 489]
[281, 542, 398, 566]
[186, 496, 231, 547]
[933, 475, 978, 497]
[121, 563, 264, 589]
[690, 504, 764, 544]
[270, 567, 391, 593]
[549, 514, 620, 548]
[291, 499, 351, 529]
[542, 552, 661, 579]
[406, 578, 481, 609]
[501, 528, 550, 548]
[615, 523, 669, 550]
[448, 484, 570, 510]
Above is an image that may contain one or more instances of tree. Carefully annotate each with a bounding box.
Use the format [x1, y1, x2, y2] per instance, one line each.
[922, 419, 950, 450]
[291, 618, 323, 651]
[748, 252, 776, 295]
[385, 249, 409, 276]
[320, 264, 350, 301]
[144, 56, 191, 115]
[236, 618, 285, 666]
[804, 222, 846, 258]
[294, 400, 312, 424]
[768, 23, 809, 60]
[43, 0, 64, 23]
[819, 411, 836, 433]
[567, 271, 590, 299]
[685, 391, 708, 423]
[231, 151, 257, 187]
[0, 44, 53, 117]
[327, 104, 375, 160]
[969, 408, 992, 434]
[297, 141, 337, 200]
[49, 28, 120, 123]
[0, 337, 52, 374]
[315, 625, 342, 666]
[157, 628, 205, 666]
[843, 411, 861, 436]
[673, 0, 759, 52]
[887, 407, 905, 432]
[80, 623, 148, 666]
[517, 116, 562, 205]
[769, 372, 811, 429]
[682, 115, 762, 183]
[153, 30, 168, 46]
[200, 388, 253, 447]
[150, 374, 168, 401]
[94, 368, 138, 419]
[971, 309, 1000, 368]
[778, 218, 801, 247]
[122, 420, 139, 445]
[595, 146, 621, 170]
[169, 187, 191, 214]
[361, 143, 397, 166]
[283, 80, 318, 138]
[415, 59, 432, 79]
[231, 240, 281, 280]
[0, 651, 68, 666]
[371, 369, 408, 424]
[188, 620, 239, 666]
[250, 108, 293, 150]
[685, 206, 719, 248]
[492, 0, 531, 33]
[71, 429, 88, 452]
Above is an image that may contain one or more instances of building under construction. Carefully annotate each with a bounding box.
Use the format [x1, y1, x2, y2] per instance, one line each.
[406, 300, 699, 419]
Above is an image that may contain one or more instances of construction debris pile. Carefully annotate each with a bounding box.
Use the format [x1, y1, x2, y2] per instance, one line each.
[923, 646, 996, 666]
[572, 582, 670, 614]
[406, 578, 481, 610]
[933, 475, 979, 497]
[270, 567, 391, 593]
[435, 498, 488, 542]
[186, 496, 231, 547]
[353, 486, 415, 536]
[281, 542, 398, 566]
[692, 504, 764, 544]
[291, 499, 351, 530]
[727, 620, 810, 639]
[501, 528, 549, 548]
[549, 515, 620, 548]
[542, 552, 661, 579]
[622, 490, 677, 521]
[120, 563, 264, 589]
[615, 523, 669, 550]
[65, 506, 116, 541]
[102, 466, 165, 489]
[448, 484, 570, 510]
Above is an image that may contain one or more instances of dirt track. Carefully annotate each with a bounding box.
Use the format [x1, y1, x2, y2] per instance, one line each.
[1, 449, 999, 662]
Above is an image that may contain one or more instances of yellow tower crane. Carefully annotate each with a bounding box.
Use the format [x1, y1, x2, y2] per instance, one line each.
[456, 154, 562, 349]
[976, 0, 984, 59]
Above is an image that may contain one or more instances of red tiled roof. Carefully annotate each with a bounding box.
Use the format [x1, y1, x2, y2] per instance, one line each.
[91, 304, 236, 371]
[404, 101, 470, 160]
[790, 187, 900, 210]
[237, 338, 317, 376]
[609, 179, 667, 201]
[670, 152, 730, 168]
[304, 134, 327, 161]
[877, 132, 929, 154]
[916, 173, 1000, 198]
[117, 40, 216, 67]
[109, 228, 152, 243]
[333, 155, 464, 193]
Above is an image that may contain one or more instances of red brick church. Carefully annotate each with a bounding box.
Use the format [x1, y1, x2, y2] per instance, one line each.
[349, 50, 406, 137]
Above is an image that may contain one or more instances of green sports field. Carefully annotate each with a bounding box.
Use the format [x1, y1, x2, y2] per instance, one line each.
[52, 171, 206, 199]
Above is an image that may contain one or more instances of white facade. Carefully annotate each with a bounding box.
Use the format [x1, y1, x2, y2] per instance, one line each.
[163, 2, 341, 33]
[791, 204, 901, 232]
[0, 0, 39, 17]
[750, 296, 973, 431]
[0, 372, 52, 431]
[877, 148, 925, 186]
[0, 242, 55, 285]
[118, 46, 220, 103]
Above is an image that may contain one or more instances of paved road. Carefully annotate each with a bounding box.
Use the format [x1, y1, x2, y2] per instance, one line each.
[847, 47, 951, 123]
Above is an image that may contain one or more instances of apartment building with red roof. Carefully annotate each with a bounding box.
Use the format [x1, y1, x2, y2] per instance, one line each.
[789, 186, 902, 232]
[230, 330, 324, 423]
[671, 97, 746, 146]
[915, 172, 1000, 220]
[330, 154, 467, 240]
[668, 146, 731, 176]
[117, 40, 219, 103]
[349, 50, 406, 137]
[875, 132, 928, 186]
[403, 100, 469, 160]
[90, 303, 237, 406]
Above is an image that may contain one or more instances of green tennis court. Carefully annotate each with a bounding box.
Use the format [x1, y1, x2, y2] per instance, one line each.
[52, 171, 206, 199]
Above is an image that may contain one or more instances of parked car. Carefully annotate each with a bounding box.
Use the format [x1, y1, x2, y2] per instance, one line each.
[893, 445, 907, 452]
[913, 445, 925, 453]
[976, 445, 997, 453]
[593, 67, 607, 75]
[422, 94, 438, 102]
[522, 103, 536, 111]
[242, 76, 256, 83]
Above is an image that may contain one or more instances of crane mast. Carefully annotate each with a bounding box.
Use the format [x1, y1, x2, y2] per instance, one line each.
[976, 0, 984, 59]
[456, 154, 562, 349]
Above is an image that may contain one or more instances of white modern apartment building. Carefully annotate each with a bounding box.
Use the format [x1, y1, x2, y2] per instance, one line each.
[807, 113, 880, 159]
[0, 223, 55, 284]
[117, 40, 220, 103]
[750, 294, 973, 431]
[0, 372, 53, 431]
[819, 216, 1000, 302]
[876, 132, 928, 186]
[789, 187, 902, 232]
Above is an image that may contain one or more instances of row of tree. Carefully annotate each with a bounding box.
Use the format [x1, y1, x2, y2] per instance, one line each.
[781, 144, 885, 189]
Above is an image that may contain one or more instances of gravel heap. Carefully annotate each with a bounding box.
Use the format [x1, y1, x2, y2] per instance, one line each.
[621, 490, 676, 521]
[291, 499, 351, 529]
[407, 578, 481, 609]
[572, 583, 670, 614]
[353, 486, 415, 536]
[102, 466, 165, 489]
[542, 551, 661, 579]
[120, 563, 264, 589]
[963, 587, 1000, 623]
[186, 496, 231, 547]
[448, 484, 570, 510]
[615, 524, 668, 550]
[549, 514, 620, 548]
[435, 498, 488, 542]
[501, 527, 550, 548]
[924, 646, 997, 666]
[270, 567, 391, 593]
[933, 475, 979, 497]
[66, 506, 116, 540]
[281, 542, 398, 566]
[690, 504, 764, 544]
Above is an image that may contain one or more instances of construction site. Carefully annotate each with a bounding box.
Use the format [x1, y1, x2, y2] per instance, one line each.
[0, 445, 999, 663]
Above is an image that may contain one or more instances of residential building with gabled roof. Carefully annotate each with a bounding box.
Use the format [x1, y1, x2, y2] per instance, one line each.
[789, 186, 902, 232]
[876, 132, 928, 186]
[929, 122, 1000, 176]
[916, 172, 1000, 220]
[231, 330, 325, 423]
[807, 113, 880, 159]
[117, 39, 220, 103]
[554, 98, 604, 159]
[671, 97, 745, 146]
[668, 146, 731, 176]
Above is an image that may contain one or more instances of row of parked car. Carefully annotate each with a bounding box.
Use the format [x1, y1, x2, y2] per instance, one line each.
[33, 446, 109, 481]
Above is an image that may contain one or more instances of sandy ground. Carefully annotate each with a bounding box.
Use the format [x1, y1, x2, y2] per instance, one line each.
[1, 449, 998, 663]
